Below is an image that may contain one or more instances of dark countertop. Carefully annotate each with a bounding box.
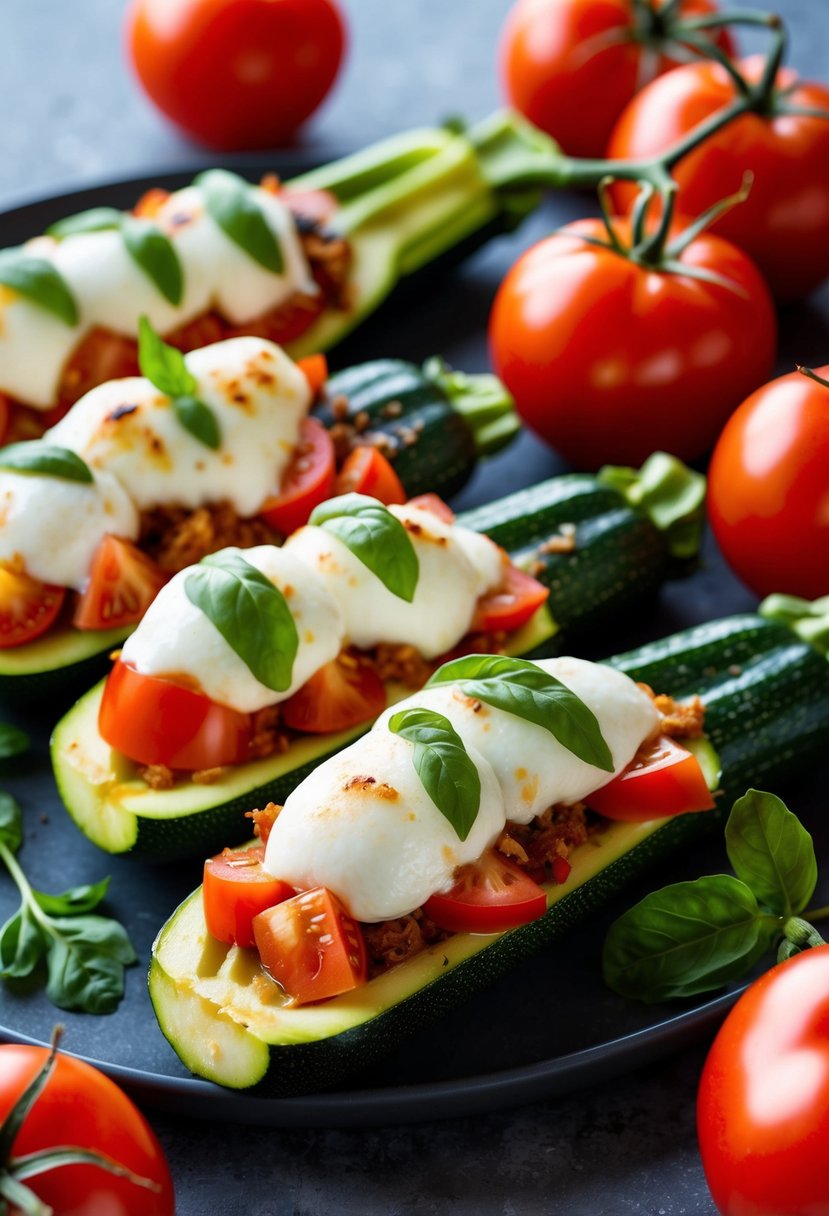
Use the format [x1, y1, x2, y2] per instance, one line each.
[2, 1, 828, 1213]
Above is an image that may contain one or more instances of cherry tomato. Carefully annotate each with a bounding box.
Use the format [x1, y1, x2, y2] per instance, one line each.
[406, 494, 456, 524]
[73, 536, 167, 631]
[607, 56, 829, 301]
[697, 945, 829, 1216]
[334, 446, 407, 506]
[203, 845, 294, 947]
[253, 886, 367, 1004]
[280, 654, 387, 734]
[499, 0, 734, 158]
[585, 734, 714, 821]
[488, 217, 776, 469]
[708, 365, 829, 600]
[0, 565, 66, 649]
[125, 0, 347, 151]
[472, 563, 549, 634]
[295, 353, 329, 399]
[99, 659, 254, 770]
[424, 849, 548, 934]
[260, 417, 336, 536]
[0, 1043, 174, 1214]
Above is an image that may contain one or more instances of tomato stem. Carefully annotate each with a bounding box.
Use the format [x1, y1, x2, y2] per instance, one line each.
[797, 365, 829, 392]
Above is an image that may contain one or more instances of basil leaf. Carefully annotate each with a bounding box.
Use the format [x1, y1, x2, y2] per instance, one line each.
[45, 916, 136, 1014]
[726, 789, 817, 919]
[602, 874, 775, 1003]
[138, 314, 197, 397]
[0, 250, 78, 326]
[46, 207, 122, 239]
[0, 794, 23, 854]
[427, 654, 614, 772]
[388, 707, 481, 841]
[121, 215, 183, 305]
[0, 908, 46, 979]
[34, 877, 110, 917]
[198, 169, 284, 273]
[0, 442, 93, 484]
[173, 394, 221, 450]
[185, 551, 299, 692]
[310, 494, 420, 602]
[0, 724, 28, 760]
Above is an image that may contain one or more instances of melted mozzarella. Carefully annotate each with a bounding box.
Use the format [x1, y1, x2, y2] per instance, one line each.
[120, 546, 344, 713]
[46, 337, 310, 516]
[0, 463, 138, 591]
[284, 501, 506, 659]
[0, 182, 317, 409]
[264, 729, 506, 922]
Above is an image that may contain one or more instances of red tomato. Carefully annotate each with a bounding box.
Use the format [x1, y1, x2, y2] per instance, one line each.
[280, 186, 340, 226]
[488, 217, 776, 469]
[0, 391, 9, 447]
[708, 365, 829, 600]
[55, 326, 140, 421]
[253, 886, 367, 1004]
[585, 734, 715, 821]
[406, 494, 456, 524]
[280, 655, 387, 734]
[260, 417, 336, 536]
[0, 565, 66, 649]
[203, 845, 294, 947]
[0, 1043, 174, 1214]
[472, 564, 549, 634]
[295, 353, 328, 399]
[424, 849, 548, 934]
[698, 945, 829, 1215]
[99, 659, 253, 770]
[607, 56, 829, 301]
[333, 446, 407, 506]
[500, 0, 733, 158]
[125, 0, 347, 151]
[73, 536, 167, 631]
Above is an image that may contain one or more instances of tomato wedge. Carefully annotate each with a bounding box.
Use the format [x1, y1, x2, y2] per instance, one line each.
[472, 564, 549, 634]
[295, 353, 328, 399]
[99, 660, 253, 770]
[259, 417, 336, 536]
[334, 446, 407, 505]
[55, 326, 140, 420]
[424, 850, 548, 934]
[406, 493, 456, 524]
[0, 566, 66, 649]
[585, 735, 715, 821]
[73, 536, 167, 631]
[253, 886, 367, 1004]
[280, 654, 387, 734]
[203, 846, 294, 948]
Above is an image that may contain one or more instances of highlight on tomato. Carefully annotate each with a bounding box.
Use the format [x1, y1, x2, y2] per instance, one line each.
[472, 564, 549, 635]
[73, 535, 167, 631]
[259, 416, 336, 536]
[424, 849, 548, 934]
[585, 735, 714, 821]
[334, 445, 407, 506]
[0, 564, 66, 649]
[204, 845, 295, 947]
[280, 653, 387, 735]
[253, 886, 367, 1003]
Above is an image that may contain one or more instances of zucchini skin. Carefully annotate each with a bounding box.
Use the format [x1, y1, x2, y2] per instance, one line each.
[150, 614, 829, 1094]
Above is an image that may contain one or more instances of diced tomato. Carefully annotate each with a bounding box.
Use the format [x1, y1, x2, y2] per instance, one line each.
[73, 536, 167, 631]
[280, 654, 387, 734]
[280, 186, 340, 226]
[406, 493, 456, 524]
[55, 326, 140, 420]
[164, 311, 226, 353]
[585, 734, 715, 822]
[0, 565, 66, 649]
[226, 292, 326, 347]
[424, 849, 548, 934]
[472, 564, 549, 634]
[203, 846, 294, 948]
[259, 417, 336, 535]
[295, 353, 328, 399]
[253, 886, 367, 1004]
[333, 446, 406, 506]
[98, 659, 253, 770]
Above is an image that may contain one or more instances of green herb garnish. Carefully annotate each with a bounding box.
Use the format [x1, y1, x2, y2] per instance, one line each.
[0, 251, 78, 326]
[0, 443, 93, 484]
[309, 494, 419, 601]
[388, 707, 481, 841]
[47, 208, 183, 305]
[197, 169, 285, 273]
[138, 316, 220, 450]
[0, 726, 28, 760]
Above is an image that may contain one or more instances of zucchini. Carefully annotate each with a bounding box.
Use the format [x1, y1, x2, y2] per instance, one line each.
[51, 466, 697, 859]
[148, 612, 829, 1094]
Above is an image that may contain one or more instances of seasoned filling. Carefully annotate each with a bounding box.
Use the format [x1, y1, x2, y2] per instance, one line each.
[139, 500, 279, 575]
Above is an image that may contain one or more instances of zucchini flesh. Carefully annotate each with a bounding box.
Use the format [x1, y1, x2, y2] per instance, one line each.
[149, 615, 829, 1094]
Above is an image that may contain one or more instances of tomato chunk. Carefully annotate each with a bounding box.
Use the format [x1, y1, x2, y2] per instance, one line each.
[585, 735, 715, 822]
[295, 353, 328, 399]
[334, 446, 407, 506]
[0, 565, 65, 649]
[99, 659, 253, 770]
[253, 886, 367, 1004]
[73, 536, 167, 631]
[280, 654, 387, 734]
[406, 493, 456, 524]
[424, 850, 548, 934]
[259, 417, 336, 535]
[472, 564, 549, 634]
[203, 846, 294, 948]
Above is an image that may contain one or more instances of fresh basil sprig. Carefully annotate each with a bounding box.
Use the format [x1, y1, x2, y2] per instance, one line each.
[310, 494, 420, 602]
[427, 654, 613, 772]
[47, 208, 183, 305]
[0, 794, 135, 1014]
[184, 551, 299, 693]
[0, 250, 78, 326]
[0, 725, 27, 760]
[388, 707, 481, 841]
[0, 442, 93, 484]
[138, 316, 221, 450]
[46, 207, 123, 239]
[197, 169, 285, 274]
[602, 789, 825, 1004]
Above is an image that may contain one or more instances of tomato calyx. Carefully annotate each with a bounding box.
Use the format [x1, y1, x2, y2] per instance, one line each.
[797, 364, 829, 392]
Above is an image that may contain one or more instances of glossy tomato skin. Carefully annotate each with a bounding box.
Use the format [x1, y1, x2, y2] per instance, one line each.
[708, 365, 829, 599]
[0, 1045, 174, 1215]
[585, 735, 715, 821]
[500, 0, 733, 158]
[488, 218, 776, 469]
[0, 567, 66, 649]
[608, 57, 829, 301]
[698, 946, 829, 1216]
[125, 0, 347, 150]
